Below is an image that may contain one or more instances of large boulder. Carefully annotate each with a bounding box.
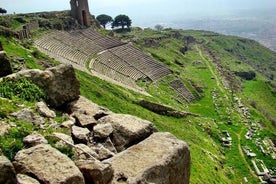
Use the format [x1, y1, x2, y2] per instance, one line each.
[76, 159, 114, 184]
[98, 114, 157, 152]
[0, 51, 12, 77]
[3, 64, 80, 107]
[0, 155, 17, 184]
[13, 144, 85, 184]
[107, 132, 190, 184]
[67, 96, 111, 120]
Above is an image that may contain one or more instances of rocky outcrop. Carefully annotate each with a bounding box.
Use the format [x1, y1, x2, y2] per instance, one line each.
[234, 71, 256, 80]
[107, 132, 190, 184]
[13, 144, 85, 184]
[138, 100, 194, 118]
[0, 155, 17, 184]
[98, 114, 157, 152]
[3, 64, 80, 107]
[0, 51, 12, 77]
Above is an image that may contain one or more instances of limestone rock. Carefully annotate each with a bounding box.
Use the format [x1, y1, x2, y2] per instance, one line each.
[10, 108, 44, 125]
[89, 143, 114, 160]
[74, 144, 99, 160]
[73, 111, 96, 129]
[13, 144, 85, 184]
[98, 114, 157, 152]
[61, 119, 75, 128]
[72, 125, 90, 143]
[67, 96, 111, 120]
[0, 121, 10, 136]
[23, 132, 48, 147]
[102, 137, 117, 154]
[36, 101, 56, 118]
[107, 132, 190, 184]
[76, 159, 114, 184]
[16, 174, 40, 184]
[3, 64, 80, 107]
[0, 51, 12, 77]
[93, 123, 113, 139]
[0, 155, 17, 184]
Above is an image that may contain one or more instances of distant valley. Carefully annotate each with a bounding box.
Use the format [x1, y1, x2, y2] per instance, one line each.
[143, 9, 276, 51]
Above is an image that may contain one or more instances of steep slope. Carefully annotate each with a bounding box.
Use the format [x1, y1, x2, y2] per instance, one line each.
[1, 23, 276, 183]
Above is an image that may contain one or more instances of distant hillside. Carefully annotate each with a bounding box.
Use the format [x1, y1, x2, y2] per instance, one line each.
[0, 12, 276, 184]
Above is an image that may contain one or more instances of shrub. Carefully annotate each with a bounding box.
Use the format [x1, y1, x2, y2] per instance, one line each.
[0, 121, 35, 160]
[0, 77, 47, 102]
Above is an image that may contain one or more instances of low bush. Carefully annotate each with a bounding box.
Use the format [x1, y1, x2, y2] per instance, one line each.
[0, 77, 47, 102]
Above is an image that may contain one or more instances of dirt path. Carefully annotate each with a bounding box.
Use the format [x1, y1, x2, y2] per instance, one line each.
[236, 131, 258, 179]
[196, 46, 229, 100]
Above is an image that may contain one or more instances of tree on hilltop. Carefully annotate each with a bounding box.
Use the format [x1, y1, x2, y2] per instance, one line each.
[0, 8, 7, 15]
[96, 14, 113, 29]
[154, 24, 164, 31]
[112, 14, 132, 30]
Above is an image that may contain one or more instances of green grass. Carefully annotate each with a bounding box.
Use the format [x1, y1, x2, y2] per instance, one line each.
[0, 77, 47, 102]
[243, 80, 276, 127]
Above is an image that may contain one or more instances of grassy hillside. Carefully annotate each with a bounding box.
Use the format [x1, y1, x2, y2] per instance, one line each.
[1, 22, 276, 183]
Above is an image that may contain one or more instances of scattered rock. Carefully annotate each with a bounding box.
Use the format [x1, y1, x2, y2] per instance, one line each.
[0, 51, 12, 77]
[74, 144, 99, 160]
[107, 132, 190, 184]
[10, 108, 44, 125]
[0, 155, 17, 184]
[76, 159, 114, 184]
[73, 111, 97, 130]
[98, 114, 157, 152]
[67, 96, 111, 120]
[4, 64, 80, 107]
[61, 119, 75, 128]
[16, 174, 40, 184]
[23, 132, 48, 147]
[0, 121, 10, 136]
[13, 144, 85, 184]
[72, 125, 90, 143]
[93, 123, 113, 139]
[36, 101, 56, 118]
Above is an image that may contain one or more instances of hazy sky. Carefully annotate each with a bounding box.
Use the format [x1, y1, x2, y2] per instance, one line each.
[0, 0, 275, 27]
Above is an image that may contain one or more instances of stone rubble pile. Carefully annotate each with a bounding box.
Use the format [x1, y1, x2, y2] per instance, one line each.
[0, 64, 190, 184]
